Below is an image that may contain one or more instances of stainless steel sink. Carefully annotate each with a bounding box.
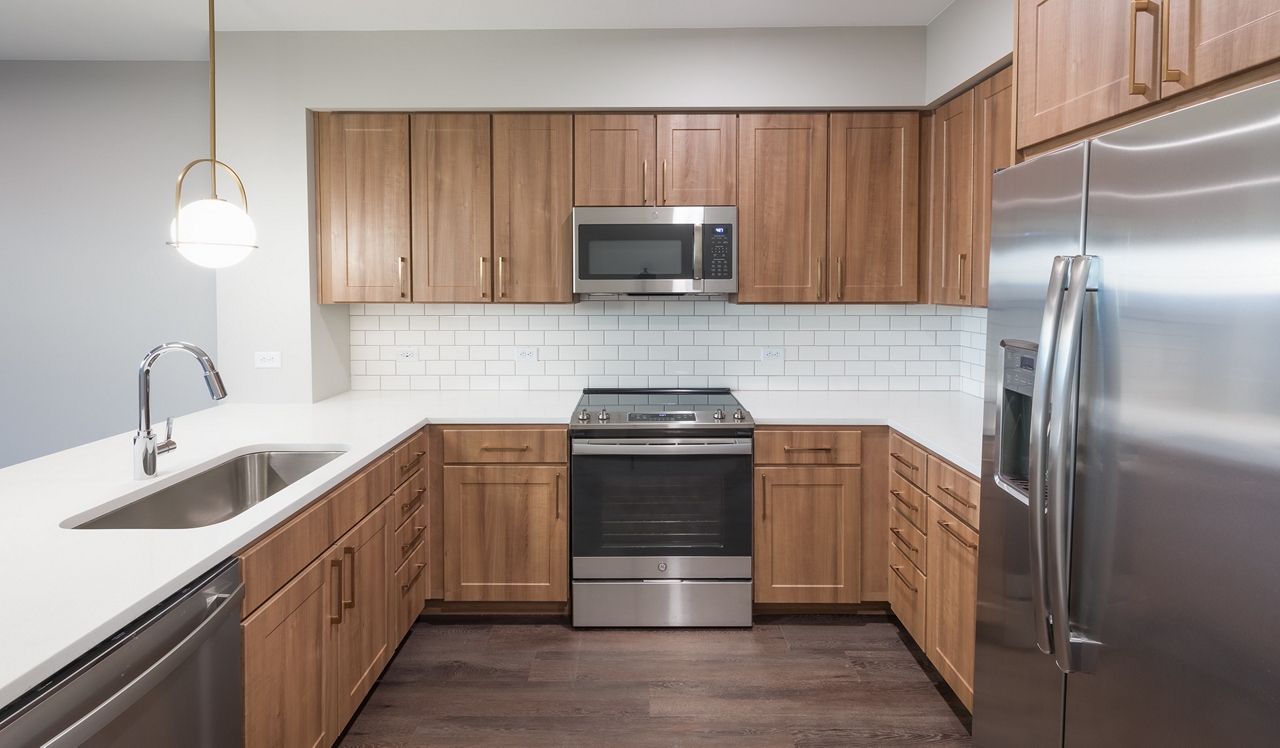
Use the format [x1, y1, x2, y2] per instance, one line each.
[75, 450, 345, 529]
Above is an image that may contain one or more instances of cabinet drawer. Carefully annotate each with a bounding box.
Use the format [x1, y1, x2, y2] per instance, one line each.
[889, 470, 928, 533]
[887, 541, 926, 647]
[393, 468, 427, 526]
[889, 432, 928, 489]
[330, 454, 393, 541]
[442, 427, 567, 464]
[238, 494, 333, 618]
[928, 456, 980, 530]
[395, 538, 428, 640]
[393, 429, 428, 486]
[395, 503, 427, 564]
[754, 429, 861, 465]
[889, 504, 927, 573]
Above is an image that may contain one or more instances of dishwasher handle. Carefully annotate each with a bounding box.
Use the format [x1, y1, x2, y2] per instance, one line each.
[43, 580, 244, 748]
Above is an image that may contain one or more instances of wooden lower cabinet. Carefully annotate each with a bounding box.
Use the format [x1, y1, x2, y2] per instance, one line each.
[330, 503, 393, 734]
[886, 541, 927, 647]
[926, 497, 979, 711]
[443, 465, 568, 602]
[753, 466, 862, 604]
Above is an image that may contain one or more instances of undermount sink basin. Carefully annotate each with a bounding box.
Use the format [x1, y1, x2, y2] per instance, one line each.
[74, 450, 345, 530]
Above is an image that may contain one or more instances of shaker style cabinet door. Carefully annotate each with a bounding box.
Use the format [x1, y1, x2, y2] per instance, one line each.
[1016, 0, 1160, 148]
[970, 67, 1014, 308]
[1161, 0, 1280, 98]
[315, 112, 411, 303]
[574, 113, 657, 206]
[926, 497, 979, 711]
[330, 503, 392, 735]
[828, 112, 919, 303]
[737, 113, 829, 303]
[927, 90, 975, 307]
[753, 466, 862, 604]
[410, 113, 492, 303]
[444, 465, 568, 602]
[493, 113, 574, 303]
[656, 114, 737, 206]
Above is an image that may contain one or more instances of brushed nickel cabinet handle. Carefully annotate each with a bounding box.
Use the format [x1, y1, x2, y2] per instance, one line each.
[1161, 0, 1183, 82]
[937, 520, 979, 550]
[1129, 1, 1157, 95]
[498, 256, 507, 299]
[555, 472, 562, 519]
[816, 257, 823, 301]
[783, 445, 833, 452]
[890, 452, 915, 469]
[398, 256, 408, 299]
[662, 159, 668, 204]
[958, 253, 969, 301]
[402, 562, 427, 591]
[890, 527, 918, 552]
[329, 558, 344, 624]
[402, 525, 426, 553]
[939, 484, 978, 509]
[890, 564, 918, 592]
[343, 546, 356, 609]
[643, 159, 649, 204]
[761, 473, 768, 520]
[479, 255, 488, 298]
[837, 257, 844, 302]
[482, 445, 529, 452]
[889, 488, 918, 512]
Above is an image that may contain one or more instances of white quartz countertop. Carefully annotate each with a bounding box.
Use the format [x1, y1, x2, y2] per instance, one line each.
[0, 387, 981, 708]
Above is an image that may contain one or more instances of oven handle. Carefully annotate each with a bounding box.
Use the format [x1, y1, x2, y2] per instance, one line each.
[572, 439, 752, 456]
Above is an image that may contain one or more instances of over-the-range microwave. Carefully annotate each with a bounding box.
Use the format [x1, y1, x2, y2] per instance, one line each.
[572, 206, 737, 295]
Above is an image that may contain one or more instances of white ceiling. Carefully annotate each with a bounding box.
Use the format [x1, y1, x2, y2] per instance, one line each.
[1, 0, 955, 60]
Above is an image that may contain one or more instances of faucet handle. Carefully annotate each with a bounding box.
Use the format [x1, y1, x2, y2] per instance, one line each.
[165, 416, 173, 442]
[157, 416, 177, 455]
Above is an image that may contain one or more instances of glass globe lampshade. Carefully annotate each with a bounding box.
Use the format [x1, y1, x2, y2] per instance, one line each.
[170, 198, 256, 268]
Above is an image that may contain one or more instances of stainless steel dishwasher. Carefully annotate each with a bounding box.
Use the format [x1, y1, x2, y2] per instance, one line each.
[0, 558, 244, 747]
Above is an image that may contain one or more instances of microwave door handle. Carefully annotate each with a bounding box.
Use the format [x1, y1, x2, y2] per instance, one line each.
[1046, 254, 1093, 674]
[692, 223, 703, 286]
[1029, 255, 1072, 657]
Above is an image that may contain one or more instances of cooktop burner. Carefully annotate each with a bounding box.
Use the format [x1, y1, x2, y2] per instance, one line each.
[569, 388, 753, 433]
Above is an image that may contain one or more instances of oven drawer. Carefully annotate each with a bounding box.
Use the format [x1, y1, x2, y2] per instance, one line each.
[572, 580, 753, 627]
[754, 429, 862, 466]
[573, 555, 752, 580]
[443, 428, 567, 464]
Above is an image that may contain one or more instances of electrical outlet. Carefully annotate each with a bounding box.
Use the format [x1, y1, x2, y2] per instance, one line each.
[394, 347, 419, 362]
[761, 347, 784, 362]
[515, 347, 538, 362]
[254, 351, 281, 368]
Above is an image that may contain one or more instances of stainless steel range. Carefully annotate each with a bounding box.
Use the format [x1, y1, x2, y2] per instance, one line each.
[569, 388, 754, 627]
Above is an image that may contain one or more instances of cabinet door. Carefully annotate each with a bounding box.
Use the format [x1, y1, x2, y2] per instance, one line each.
[1016, 0, 1159, 148]
[410, 113, 492, 302]
[493, 113, 574, 303]
[1163, 0, 1280, 97]
[444, 465, 567, 602]
[737, 113, 829, 303]
[754, 466, 861, 604]
[656, 114, 737, 206]
[574, 113, 656, 206]
[926, 498, 979, 711]
[971, 67, 1014, 309]
[242, 553, 333, 748]
[315, 112, 411, 303]
[928, 91, 975, 307]
[828, 112, 919, 303]
[330, 503, 392, 733]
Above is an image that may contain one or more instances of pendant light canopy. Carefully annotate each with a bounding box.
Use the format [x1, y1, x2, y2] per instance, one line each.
[168, 0, 256, 268]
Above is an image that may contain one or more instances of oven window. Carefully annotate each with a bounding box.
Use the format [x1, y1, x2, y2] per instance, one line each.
[578, 224, 694, 280]
[571, 453, 752, 557]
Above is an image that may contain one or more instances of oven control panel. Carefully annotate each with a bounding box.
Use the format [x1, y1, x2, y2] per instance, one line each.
[703, 224, 733, 279]
[629, 413, 696, 422]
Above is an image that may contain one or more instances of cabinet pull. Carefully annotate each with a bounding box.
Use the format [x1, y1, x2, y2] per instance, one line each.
[662, 159, 668, 204]
[939, 484, 978, 509]
[398, 256, 408, 299]
[498, 256, 507, 299]
[890, 452, 915, 469]
[937, 519, 979, 550]
[890, 564, 918, 592]
[816, 257, 823, 301]
[329, 558, 344, 624]
[1129, 1, 1158, 95]
[958, 253, 968, 301]
[1161, 0, 1182, 82]
[402, 562, 427, 591]
[555, 472, 562, 519]
[761, 473, 768, 520]
[890, 527, 918, 552]
[479, 256, 487, 298]
[643, 159, 649, 204]
[836, 257, 844, 302]
[342, 546, 356, 609]
[783, 445, 833, 452]
[482, 445, 529, 452]
[890, 488, 918, 512]
[402, 525, 426, 553]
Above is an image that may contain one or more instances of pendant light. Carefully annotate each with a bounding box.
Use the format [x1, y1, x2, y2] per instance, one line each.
[168, 0, 256, 268]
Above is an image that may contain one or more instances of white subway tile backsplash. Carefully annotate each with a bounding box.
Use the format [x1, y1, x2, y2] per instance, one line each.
[349, 302, 987, 396]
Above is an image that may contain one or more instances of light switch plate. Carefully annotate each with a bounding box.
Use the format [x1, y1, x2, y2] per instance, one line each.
[254, 351, 281, 368]
[515, 347, 538, 361]
[394, 347, 419, 362]
[761, 347, 784, 362]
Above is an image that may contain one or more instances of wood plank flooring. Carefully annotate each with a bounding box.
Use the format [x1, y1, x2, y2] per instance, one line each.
[339, 614, 971, 747]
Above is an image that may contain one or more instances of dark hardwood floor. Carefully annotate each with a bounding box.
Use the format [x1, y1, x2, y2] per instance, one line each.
[339, 614, 971, 747]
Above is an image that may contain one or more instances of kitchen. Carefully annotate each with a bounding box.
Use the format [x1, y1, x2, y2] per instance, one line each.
[2, 1, 1280, 746]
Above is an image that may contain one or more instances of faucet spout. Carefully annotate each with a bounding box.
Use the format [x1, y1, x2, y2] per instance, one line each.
[134, 342, 226, 480]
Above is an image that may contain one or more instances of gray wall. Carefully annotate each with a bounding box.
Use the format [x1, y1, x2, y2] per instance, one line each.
[925, 0, 1015, 104]
[0, 61, 218, 468]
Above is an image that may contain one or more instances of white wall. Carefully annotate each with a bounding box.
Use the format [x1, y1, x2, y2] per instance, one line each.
[925, 0, 1015, 104]
[215, 27, 929, 404]
[0, 61, 218, 468]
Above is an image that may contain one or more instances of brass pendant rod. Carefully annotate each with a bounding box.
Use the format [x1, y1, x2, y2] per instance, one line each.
[208, 0, 217, 199]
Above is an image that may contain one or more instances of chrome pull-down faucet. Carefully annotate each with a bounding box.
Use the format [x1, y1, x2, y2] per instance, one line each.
[134, 342, 227, 479]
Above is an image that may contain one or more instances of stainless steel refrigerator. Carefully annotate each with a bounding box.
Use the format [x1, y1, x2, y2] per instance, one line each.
[973, 78, 1280, 747]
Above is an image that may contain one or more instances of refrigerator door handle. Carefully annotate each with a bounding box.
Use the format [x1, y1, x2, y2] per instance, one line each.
[1029, 255, 1073, 656]
[1046, 254, 1094, 673]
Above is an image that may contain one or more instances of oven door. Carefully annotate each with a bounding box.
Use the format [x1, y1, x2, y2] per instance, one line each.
[570, 438, 753, 579]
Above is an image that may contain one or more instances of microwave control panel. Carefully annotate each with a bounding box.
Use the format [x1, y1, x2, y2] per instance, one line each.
[703, 224, 734, 279]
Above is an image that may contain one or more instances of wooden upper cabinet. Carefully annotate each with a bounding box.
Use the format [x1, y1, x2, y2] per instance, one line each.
[928, 91, 975, 307]
[315, 112, 410, 303]
[574, 114, 656, 206]
[737, 113, 829, 303]
[410, 113, 492, 303]
[971, 67, 1014, 308]
[1016, 0, 1160, 148]
[493, 113, 574, 303]
[656, 114, 737, 206]
[1162, 0, 1280, 98]
[828, 112, 919, 303]
[917, 111, 936, 304]
[754, 466, 862, 604]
